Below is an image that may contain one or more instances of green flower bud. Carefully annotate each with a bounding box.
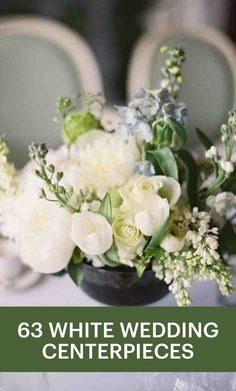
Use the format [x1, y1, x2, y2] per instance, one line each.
[62, 111, 101, 145]
[47, 164, 55, 174]
[56, 171, 64, 181]
[49, 184, 56, 193]
[38, 188, 46, 199]
[58, 186, 66, 195]
[33, 169, 41, 177]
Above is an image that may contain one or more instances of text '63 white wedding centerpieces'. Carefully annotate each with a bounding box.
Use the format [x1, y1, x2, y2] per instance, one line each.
[0, 47, 235, 306]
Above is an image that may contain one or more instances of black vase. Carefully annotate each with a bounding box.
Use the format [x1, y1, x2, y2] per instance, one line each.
[80, 262, 169, 306]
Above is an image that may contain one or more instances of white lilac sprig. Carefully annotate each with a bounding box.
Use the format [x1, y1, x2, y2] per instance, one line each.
[0, 136, 18, 195]
[29, 143, 88, 213]
[152, 207, 233, 306]
[201, 111, 236, 198]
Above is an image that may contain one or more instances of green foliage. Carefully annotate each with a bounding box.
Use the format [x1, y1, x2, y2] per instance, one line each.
[147, 147, 178, 180]
[178, 149, 200, 208]
[167, 118, 187, 147]
[196, 127, 213, 150]
[67, 260, 84, 286]
[62, 111, 101, 146]
[152, 117, 186, 150]
[71, 247, 85, 265]
[98, 253, 120, 267]
[29, 143, 81, 213]
[98, 192, 112, 224]
[219, 221, 236, 255]
[146, 218, 169, 252]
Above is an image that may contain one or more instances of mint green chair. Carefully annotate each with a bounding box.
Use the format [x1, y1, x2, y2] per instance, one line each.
[0, 17, 103, 167]
[128, 27, 236, 145]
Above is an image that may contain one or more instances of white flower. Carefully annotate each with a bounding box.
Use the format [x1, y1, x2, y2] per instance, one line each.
[207, 192, 236, 216]
[0, 239, 22, 280]
[160, 233, 185, 252]
[71, 130, 140, 199]
[119, 175, 181, 236]
[0, 154, 18, 195]
[71, 211, 113, 255]
[112, 213, 146, 261]
[134, 196, 169, 236]
[205, 146, 217, 159]
[19, 199, 75, 273]
[220, 160, 234, 173]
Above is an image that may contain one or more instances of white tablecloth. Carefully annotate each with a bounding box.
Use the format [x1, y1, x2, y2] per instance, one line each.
[0, 274, 221, 307]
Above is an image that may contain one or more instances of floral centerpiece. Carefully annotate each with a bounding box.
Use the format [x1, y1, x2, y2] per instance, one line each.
[0, 47, 235, 306]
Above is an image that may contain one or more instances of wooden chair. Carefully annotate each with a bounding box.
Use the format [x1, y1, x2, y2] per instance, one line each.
[0, 16, 103, 166]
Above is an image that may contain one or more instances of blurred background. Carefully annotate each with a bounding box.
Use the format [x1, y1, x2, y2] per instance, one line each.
[0, 0, 236, 166]
[0, 0, 236, 104]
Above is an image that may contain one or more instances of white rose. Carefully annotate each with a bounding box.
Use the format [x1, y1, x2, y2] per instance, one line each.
[19, 199, 75, 273]
[160, 233, 185, 253]
[112, 213, 146, 262]
[71, 130, 140, 199]
[71, 211, 113, 255]
[119, 175, 181, 236]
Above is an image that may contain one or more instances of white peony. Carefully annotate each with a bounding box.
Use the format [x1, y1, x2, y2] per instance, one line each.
[0, 149, 78, 274]
[71, 130, 140, 199]
[71, 211, 113, 255]
[19, 199, 75, 273]
[112, 213, 146, 262]
[119, 175, 181, 236]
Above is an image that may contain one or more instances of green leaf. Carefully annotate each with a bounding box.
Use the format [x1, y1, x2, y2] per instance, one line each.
[98, 192, 112, 224]
[136, 263, 147, 278]
[99, 253, 120, 268]
[146, 150, 162, 175]
[71, 247, 84, 265]
[105, 244, 120, 263]
[147, 146, 178, 180]
[178, 149, 200, 208]
[146, 218, 169, 250]
[222, 173, 236, 194]
[145, 247, 165, 258]
[167, 118, 187, 146]
[219, 221, 236, 254]
[67, 261, 84, 286]
[196, 127, 213, 150]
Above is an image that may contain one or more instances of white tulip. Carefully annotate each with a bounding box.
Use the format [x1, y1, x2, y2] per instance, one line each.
[134, 195, 170, 236]
[156, 175, 181, 207]
[160, 233, 185, 253]
[71, 211, 113, 255]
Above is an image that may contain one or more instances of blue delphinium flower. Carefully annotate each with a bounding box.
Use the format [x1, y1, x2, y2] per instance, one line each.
[115, 86, 187, 143]
[133, 160, 155, 176]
